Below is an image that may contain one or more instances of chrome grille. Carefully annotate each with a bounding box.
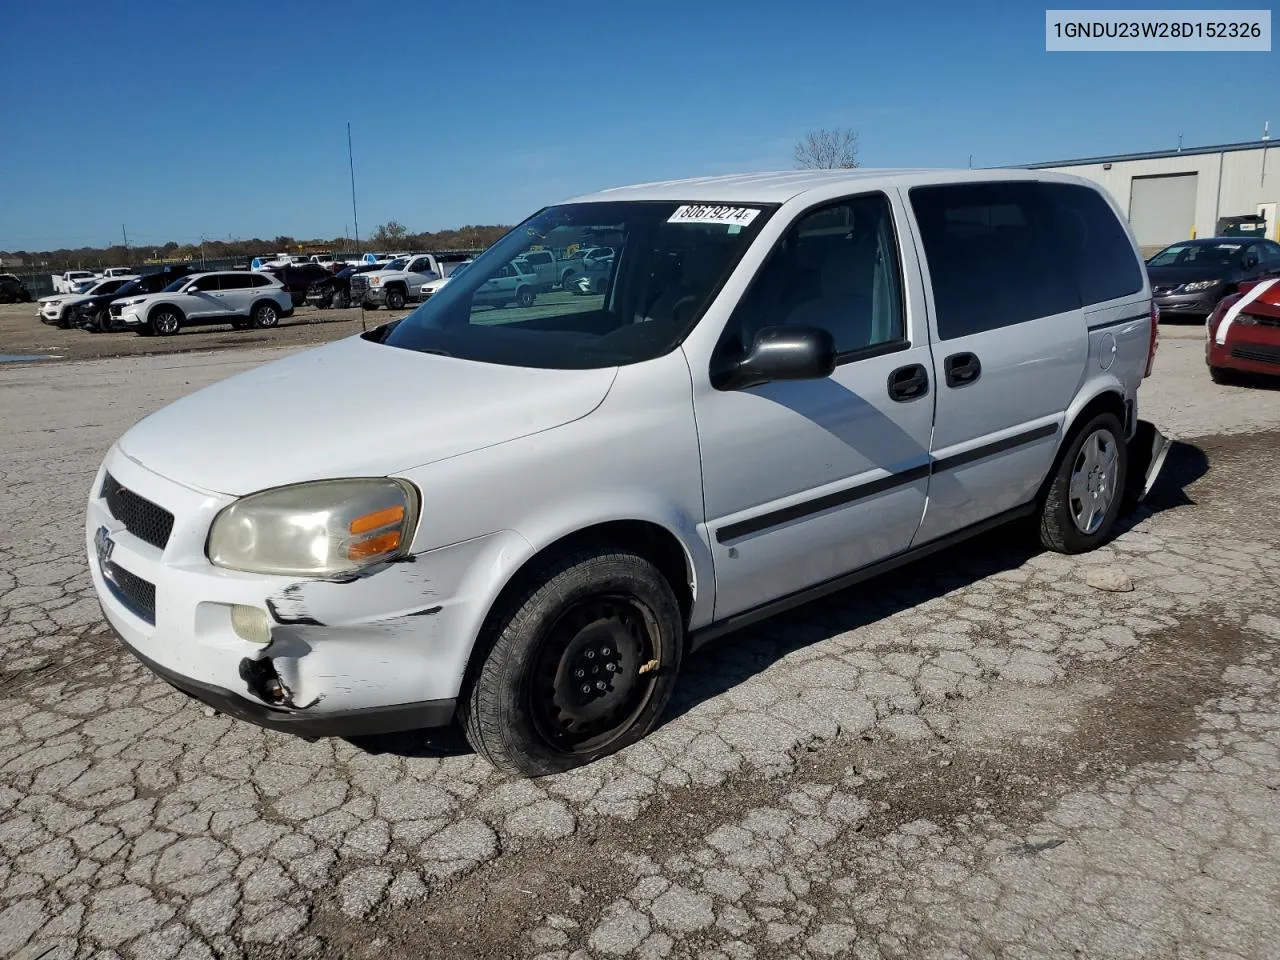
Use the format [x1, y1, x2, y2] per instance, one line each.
[350, 275, 370, 301]
[101, 473, 174, 550]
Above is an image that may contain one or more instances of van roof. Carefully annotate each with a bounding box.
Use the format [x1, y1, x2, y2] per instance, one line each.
[565, 168, 1095, 205]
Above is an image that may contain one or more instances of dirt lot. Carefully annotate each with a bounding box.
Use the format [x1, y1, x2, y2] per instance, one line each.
[0, 300, 404, 362]
[2, 332, 1279, 959]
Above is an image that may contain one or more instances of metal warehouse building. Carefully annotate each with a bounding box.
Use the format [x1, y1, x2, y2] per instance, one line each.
[1023, 139, 1278, 250]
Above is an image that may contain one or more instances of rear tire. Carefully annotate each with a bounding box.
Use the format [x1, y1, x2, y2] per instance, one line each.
[1037, 412, 1127, 554]
[252, 302, 280, 329]
[460, 548, 683, 777]
[335, 289, 350, 310]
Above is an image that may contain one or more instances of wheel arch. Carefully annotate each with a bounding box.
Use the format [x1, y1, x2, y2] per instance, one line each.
[456, 514, 704, 710]
[251, 298, 281, 316]
[147, 301, 186, 323]
[1037, 385, 1127, 503]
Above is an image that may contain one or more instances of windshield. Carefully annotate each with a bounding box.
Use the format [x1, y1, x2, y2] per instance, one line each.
[445, 261, 471, 279]
[1149, 242, 1245, 267]
[383, 258, 408, 271]
[116, 279, 142, 296]
[161, 276, 191, 293]
[380, 201, 773, 369]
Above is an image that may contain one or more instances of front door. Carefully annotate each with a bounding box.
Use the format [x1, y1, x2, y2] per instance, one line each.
[694, 191, 934, 620]
[180, 275, 221, 321]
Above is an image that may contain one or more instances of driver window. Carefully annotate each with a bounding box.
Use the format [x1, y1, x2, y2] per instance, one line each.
[723, 193, 905, 358]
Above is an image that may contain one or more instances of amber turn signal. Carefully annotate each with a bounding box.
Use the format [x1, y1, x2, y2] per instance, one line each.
[349, 504, 405, 535]
[348, 530, 402, 561]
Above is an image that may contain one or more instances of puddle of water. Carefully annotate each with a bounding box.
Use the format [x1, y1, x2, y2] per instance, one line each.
[0, 353, 59, 363]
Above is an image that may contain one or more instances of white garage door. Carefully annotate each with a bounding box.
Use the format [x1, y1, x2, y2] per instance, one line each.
[1128, 173, 1198, 247]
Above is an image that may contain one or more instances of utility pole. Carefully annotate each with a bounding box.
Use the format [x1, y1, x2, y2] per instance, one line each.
[122, 224, 130, 265]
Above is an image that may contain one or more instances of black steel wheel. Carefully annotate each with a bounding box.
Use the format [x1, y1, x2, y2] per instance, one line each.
[516, 286, 535, 308]
[385, 288, 406, 310]
[461, 548, 683, 777]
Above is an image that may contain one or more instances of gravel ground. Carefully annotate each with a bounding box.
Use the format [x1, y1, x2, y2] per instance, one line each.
[1, 331, 1278, 959]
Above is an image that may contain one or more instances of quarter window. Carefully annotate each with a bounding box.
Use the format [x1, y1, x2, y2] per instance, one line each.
[722, 192, 905, 357]
[910, 182, 1081, 339]
[220, 274, 252, 290]
[1041, 183, 1143, 305]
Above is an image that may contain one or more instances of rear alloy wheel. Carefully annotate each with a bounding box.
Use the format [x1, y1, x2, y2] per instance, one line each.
[516, 286, 535, 308]
[1038, 412, 1128, 553]
[252, 303, 279, 328]
[561, 270, 577, 292]
[461, 548, 683, 777]
[385, 288, 406, 311]
[149, 309, 181, 336]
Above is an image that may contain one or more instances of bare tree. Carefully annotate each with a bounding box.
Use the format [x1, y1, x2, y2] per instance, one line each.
[372, 221, 409, 245]
[793, 128, 861, 169]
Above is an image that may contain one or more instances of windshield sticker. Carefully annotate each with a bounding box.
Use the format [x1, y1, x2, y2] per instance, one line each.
[667, 205, 761, 227]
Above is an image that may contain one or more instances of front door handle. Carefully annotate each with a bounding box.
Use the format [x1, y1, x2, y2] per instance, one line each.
[887, 363, 929, 402]
[944, 352, 982, 388]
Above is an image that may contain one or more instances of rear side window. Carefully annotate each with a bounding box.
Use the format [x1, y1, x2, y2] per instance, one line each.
[910, 182, 1080, 340]
[251, 274, 272, 287]
[1041, 183, 1143, 305]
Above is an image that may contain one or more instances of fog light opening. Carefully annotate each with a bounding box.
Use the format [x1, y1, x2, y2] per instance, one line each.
[230, 604, 272, 645]
[239, 657, 288, 705]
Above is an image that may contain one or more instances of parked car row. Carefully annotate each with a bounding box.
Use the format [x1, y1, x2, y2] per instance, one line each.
[31, 265, 294, 336]
[1143, 236, 1280, 387]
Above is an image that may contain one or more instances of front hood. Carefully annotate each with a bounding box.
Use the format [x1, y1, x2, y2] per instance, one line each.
[38, 295, 64, 305]
[117, 335, 618, 496]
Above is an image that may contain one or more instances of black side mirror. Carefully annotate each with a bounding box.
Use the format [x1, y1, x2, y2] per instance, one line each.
[713, 325, 837, 390]
[1243, 255, 1259, 270]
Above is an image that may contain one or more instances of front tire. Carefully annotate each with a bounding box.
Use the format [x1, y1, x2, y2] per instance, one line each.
[335, 289, 351, 310]
[148, 308, 182, 337]
[385, 288, 406, 311]
[516, 286, 535, 308]
[1038, 412, 1127, 554]
[461, 548, 683, 777]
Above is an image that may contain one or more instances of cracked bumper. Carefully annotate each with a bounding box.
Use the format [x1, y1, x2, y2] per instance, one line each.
[86, 447, 525, 738]
[106, 617, 456, 736]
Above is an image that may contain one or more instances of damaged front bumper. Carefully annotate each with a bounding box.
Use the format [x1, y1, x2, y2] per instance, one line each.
[108, 620, 455, 737]
[86, 447, 527, 738]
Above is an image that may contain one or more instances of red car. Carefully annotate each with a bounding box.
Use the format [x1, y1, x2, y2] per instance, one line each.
[1206, 278, 1280, 383]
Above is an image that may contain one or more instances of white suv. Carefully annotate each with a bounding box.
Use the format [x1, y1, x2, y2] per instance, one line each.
[86, 169, 1163, 777]
[112, 271, 294, 336]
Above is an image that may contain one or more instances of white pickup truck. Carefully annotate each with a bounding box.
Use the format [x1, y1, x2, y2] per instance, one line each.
[51, 270, 102, 294]
[352, 253, 471, 309]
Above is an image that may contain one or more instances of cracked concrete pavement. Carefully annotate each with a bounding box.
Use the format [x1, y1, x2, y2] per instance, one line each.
[2, 326, 1279, 959]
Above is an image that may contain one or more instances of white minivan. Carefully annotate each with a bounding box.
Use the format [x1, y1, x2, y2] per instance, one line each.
[87, 170, 1162, 776]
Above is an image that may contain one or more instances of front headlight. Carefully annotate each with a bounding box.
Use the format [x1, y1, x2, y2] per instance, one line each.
[370, 276, 381, 286]
[207, 478, 420, 576]
[1180, 280, 1220, 293]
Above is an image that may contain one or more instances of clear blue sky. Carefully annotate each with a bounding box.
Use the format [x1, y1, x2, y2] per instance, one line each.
[1, 0, 1274, 250]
